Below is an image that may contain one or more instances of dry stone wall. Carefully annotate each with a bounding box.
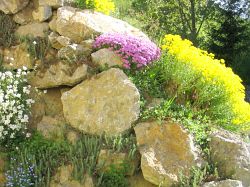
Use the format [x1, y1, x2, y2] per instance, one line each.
[0, 1, 250, 187]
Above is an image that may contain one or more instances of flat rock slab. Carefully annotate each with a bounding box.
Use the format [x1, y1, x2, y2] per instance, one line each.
[61, 68, 140, 136]
[56, 6, 149, 43]
[15, 22, 49, 38]
[134, 121, 202, 186]
[28, 61, 88, 89]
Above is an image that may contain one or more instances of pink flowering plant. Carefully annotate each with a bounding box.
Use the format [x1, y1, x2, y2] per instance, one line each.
[93, 33, 161, 69]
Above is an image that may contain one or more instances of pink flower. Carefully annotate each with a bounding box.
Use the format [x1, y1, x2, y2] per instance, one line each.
[94, 33, 161, 69]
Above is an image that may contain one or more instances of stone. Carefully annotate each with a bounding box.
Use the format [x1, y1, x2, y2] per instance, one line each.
[98, 149, 139, 176]
[209, 129, 250, 187]
[57, 44, 92, 62]
[61, 68, 140, 136]
[13, 1, 34, 25]
[66, 130, 79, 145]
[2, 43, 34, 69]
[80, 39, 94, 49]
[0, 154, 6, 186]
[37, 116, 65, 139]
[28, 87, 46, 129]
[202, 179, 243, 187]
[134, 121, 203, 186]
[16, 22, 49, 38]
[146, 98, 164, 109]
[53, 165, 73, 184]
[49, 32, 62, 49]
[41, 88, 64, 117]
[91, 48, 123, 68]
[49, 11, 57, 32]
[32, 5, 52, 22]
[51, 165, 94, 187]
[56, 6, 149, 43]
[28, 61, 88, 89]
[129, 172, 157, 187]
[49, 32, 71, 49]
[0, 0, 29, 14]
[38, 0, 74, 8]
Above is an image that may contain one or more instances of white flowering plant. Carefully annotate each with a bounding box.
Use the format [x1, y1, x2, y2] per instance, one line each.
[0, 67, 34, 147]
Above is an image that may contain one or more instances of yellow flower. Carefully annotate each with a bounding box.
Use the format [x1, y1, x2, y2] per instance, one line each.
[162, 34, 250, 129]
[86, 0, 115, 15]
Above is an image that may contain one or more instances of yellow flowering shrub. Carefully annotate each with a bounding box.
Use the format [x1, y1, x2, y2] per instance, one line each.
[162, 34, 250, 129]
[86, 0, 115, 15]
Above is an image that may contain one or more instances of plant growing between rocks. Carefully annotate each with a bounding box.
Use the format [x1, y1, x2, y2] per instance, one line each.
[94, 33, 161, 70]
[74, 0, 115, 15]
[0, 68, 33, 148]
[19, 36, 51, 64]
[0, 12, 17, 48]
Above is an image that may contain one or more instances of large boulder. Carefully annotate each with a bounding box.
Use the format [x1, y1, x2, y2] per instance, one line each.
[91, 48, 123, 68]
[202, 180, 243, 187]
[134, 121, 203, 186]
[56, 6, 148, 43]
[0, 0, 29, 14]
[209, 129, 250, 187]
[61, 68, 140, 136]
[15, 22, 49, 38]
[28, 61, 88, 89]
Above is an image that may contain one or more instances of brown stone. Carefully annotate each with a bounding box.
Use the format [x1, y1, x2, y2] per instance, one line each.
[0, 0, 29, 14]
[3, 43, 34, 69]
[56, 6, 149, 43]
[134, 121, 203, 186]
[28, 61, 88, 89]
[91, 48, 123, 68]
[98, 149, 139, 176]
[61, 68, 140, 136]
[16, 22, 49, 38]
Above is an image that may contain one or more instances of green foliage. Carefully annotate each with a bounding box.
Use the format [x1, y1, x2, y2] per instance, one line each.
[0, 12, 17, 47]
[7, 133, 70, 186]
[19, 36, 50, 63]
[98, 163, 129, 187]
[0, 54, 3, 71]
[3, 132, 138, 186]
[140, 98, 174, 123]
[69, 134, 101, 182]
[103, 134, 137, 159]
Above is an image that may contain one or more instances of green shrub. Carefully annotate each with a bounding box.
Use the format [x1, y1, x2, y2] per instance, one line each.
[98, 163, 129, 187]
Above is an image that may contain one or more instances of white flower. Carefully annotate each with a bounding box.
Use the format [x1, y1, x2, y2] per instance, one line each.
[43, 90, 47, 94]
[33, 41, 37, 45]
[26, 133, 31, 138]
